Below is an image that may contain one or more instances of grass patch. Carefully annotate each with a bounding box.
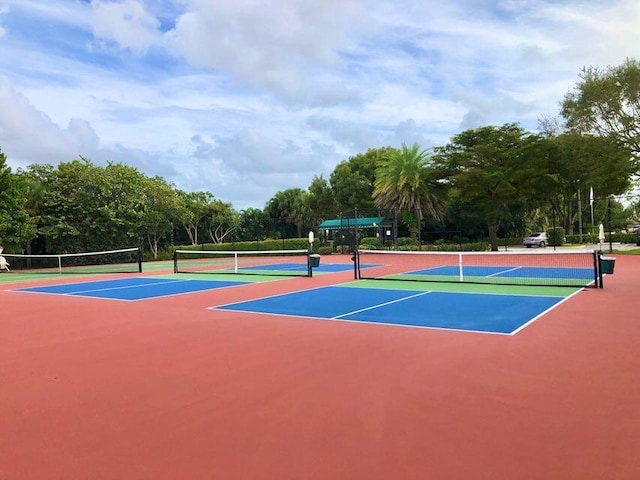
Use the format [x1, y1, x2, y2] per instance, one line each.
[611, 248, 640, 255]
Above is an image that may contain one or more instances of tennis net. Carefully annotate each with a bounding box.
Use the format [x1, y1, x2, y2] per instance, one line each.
[356, 249, 600, 288]
[174, 249, 312, 277]
[1, 247, 142, 274]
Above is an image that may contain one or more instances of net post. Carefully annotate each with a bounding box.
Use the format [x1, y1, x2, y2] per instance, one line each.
[137, 247, 143, 273]
[595, 250, 604, 288]
[173, 250, 178, 274]
[58, 255, 62, 275]
[234, 252, 238, 274]
[458, 252, 463, 282]
[353, 249, 359, 280]
[308, 231, 314, 278]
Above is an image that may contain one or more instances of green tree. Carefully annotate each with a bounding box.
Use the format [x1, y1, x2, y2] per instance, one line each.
[15, 164, 54, 253]
[100, 162, 149, 248]
[307, 175, 336, 225]
[434, 124, 551, 251]
[176, 190, 216, 245]
[29, 158, 107, 252]
[561, 58, 640, 170]
[0, 150, 37, 250]
[265, 188, 309, 238]
[204, 199, 238, 244]
[238, 208, 271, 241]
[139, 176, 186, 258]
[22, 159, 148, 253]
[373, 143, 444, 244]
[329, 147, 393, 211]
[545, 133, 634, 234]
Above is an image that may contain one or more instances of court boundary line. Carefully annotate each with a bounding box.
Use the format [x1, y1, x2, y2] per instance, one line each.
[509, 287, 586, 335]
[212, 306, 512, 336]
[213, 284, 334, 310]
[9, 277, 254, 302]
[380, 262, 596, 289]
[212, 285, 567, 335]
[56, 278, 190, 295]
[342, 282, 571, 298]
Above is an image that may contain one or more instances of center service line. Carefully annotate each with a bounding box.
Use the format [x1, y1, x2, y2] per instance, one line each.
[332, 290, 433, 319]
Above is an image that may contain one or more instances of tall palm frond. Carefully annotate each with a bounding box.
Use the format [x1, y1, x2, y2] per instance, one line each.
[373, 143, 444, 221]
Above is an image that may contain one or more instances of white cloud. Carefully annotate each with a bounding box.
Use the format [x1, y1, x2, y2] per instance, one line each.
[0, 76, 94, 166]
[0, 75, 162, 176]
[165, 0, 365, 105]
[1, 0, 640, 210]
[90, 0, 161, 53]
[164, 133, 342, 208]
[1, 0, 90, 28]
[209, 129, 322, 175]
[0, 4, 8, 38]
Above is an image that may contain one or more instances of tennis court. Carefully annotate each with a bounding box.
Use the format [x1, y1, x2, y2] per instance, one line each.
[0, 247, 143, 275]
[356, 248, 602, 287]
[7, 263, 361, 301]
[10, 276, 252, 300]
[2, 248, 638, 480]
[215, 283, 576, 334]
[226, 262, 356, 274]
[407, 264, 595, 280]
[173, 249, 367, 276]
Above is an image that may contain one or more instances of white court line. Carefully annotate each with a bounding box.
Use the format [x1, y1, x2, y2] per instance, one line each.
[332, 290, 433, 319]
[213, 284, 334, 309]
[240, 264, 306, 272]
[486, 266, 522, 277]
[73, 278, 252, 302]
[67, 278, 190, 295]
[215, 301, 511, 335]
[509, 287, 585, 335]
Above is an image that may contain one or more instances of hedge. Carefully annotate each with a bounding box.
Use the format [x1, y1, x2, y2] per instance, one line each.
[145, 237, 319, 262]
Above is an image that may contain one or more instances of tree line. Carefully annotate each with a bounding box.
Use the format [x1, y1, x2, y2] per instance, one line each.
[1, 59, 639, 255]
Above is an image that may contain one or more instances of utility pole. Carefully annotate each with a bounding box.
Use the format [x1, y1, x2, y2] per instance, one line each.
[577, 187, 583, 242]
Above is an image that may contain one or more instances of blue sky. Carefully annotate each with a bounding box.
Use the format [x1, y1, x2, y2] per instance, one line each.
[1, 0, 639, 209]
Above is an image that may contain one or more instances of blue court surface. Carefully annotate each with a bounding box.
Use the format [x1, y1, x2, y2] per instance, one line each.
[12, 277, 250, 301]
[215, 285, 568, 334]
[413, 265, 594, 280]
[238, 263, 358, 273]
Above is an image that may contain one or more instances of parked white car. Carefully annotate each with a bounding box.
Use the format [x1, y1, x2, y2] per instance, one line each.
[523, 232, 547, 248]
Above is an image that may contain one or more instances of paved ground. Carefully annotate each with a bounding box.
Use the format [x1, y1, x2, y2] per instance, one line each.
[505, 242, 638, 253]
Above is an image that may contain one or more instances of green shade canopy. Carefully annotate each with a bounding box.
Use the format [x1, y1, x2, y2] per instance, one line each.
[318, 217, 391, 230]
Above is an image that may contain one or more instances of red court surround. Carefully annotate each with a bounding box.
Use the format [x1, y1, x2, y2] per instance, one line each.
[1, 255, 639, 479]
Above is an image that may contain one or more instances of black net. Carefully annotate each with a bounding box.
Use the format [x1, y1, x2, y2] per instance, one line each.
[174, 249, 312, 277]
[2, 248, 142, 274]
[356, 249, 599, 288]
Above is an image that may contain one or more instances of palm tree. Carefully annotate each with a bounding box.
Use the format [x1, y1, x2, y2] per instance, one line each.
[373, 144, 443, 246]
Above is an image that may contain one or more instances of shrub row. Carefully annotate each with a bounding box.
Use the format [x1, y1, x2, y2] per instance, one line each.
[564, 232, 638, 244]
[147, 230, 639, 264]
[176, 238, 318, 252]
[356, 241, 489, 252]
[145, 238, 319, 262]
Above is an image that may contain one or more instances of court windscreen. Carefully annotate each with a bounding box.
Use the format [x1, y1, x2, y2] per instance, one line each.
[174, 249, 312, 277]
[356, 249, 600, 288]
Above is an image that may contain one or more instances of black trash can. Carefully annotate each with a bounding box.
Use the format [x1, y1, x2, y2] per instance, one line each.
[600, 256, 615, 274]
[310, 254, 321, 268]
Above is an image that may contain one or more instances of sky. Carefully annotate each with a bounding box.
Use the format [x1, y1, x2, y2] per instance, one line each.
[1, 0, 639, 210]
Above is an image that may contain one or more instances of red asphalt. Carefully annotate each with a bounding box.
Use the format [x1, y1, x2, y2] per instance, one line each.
[1, 255, 639, 479]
